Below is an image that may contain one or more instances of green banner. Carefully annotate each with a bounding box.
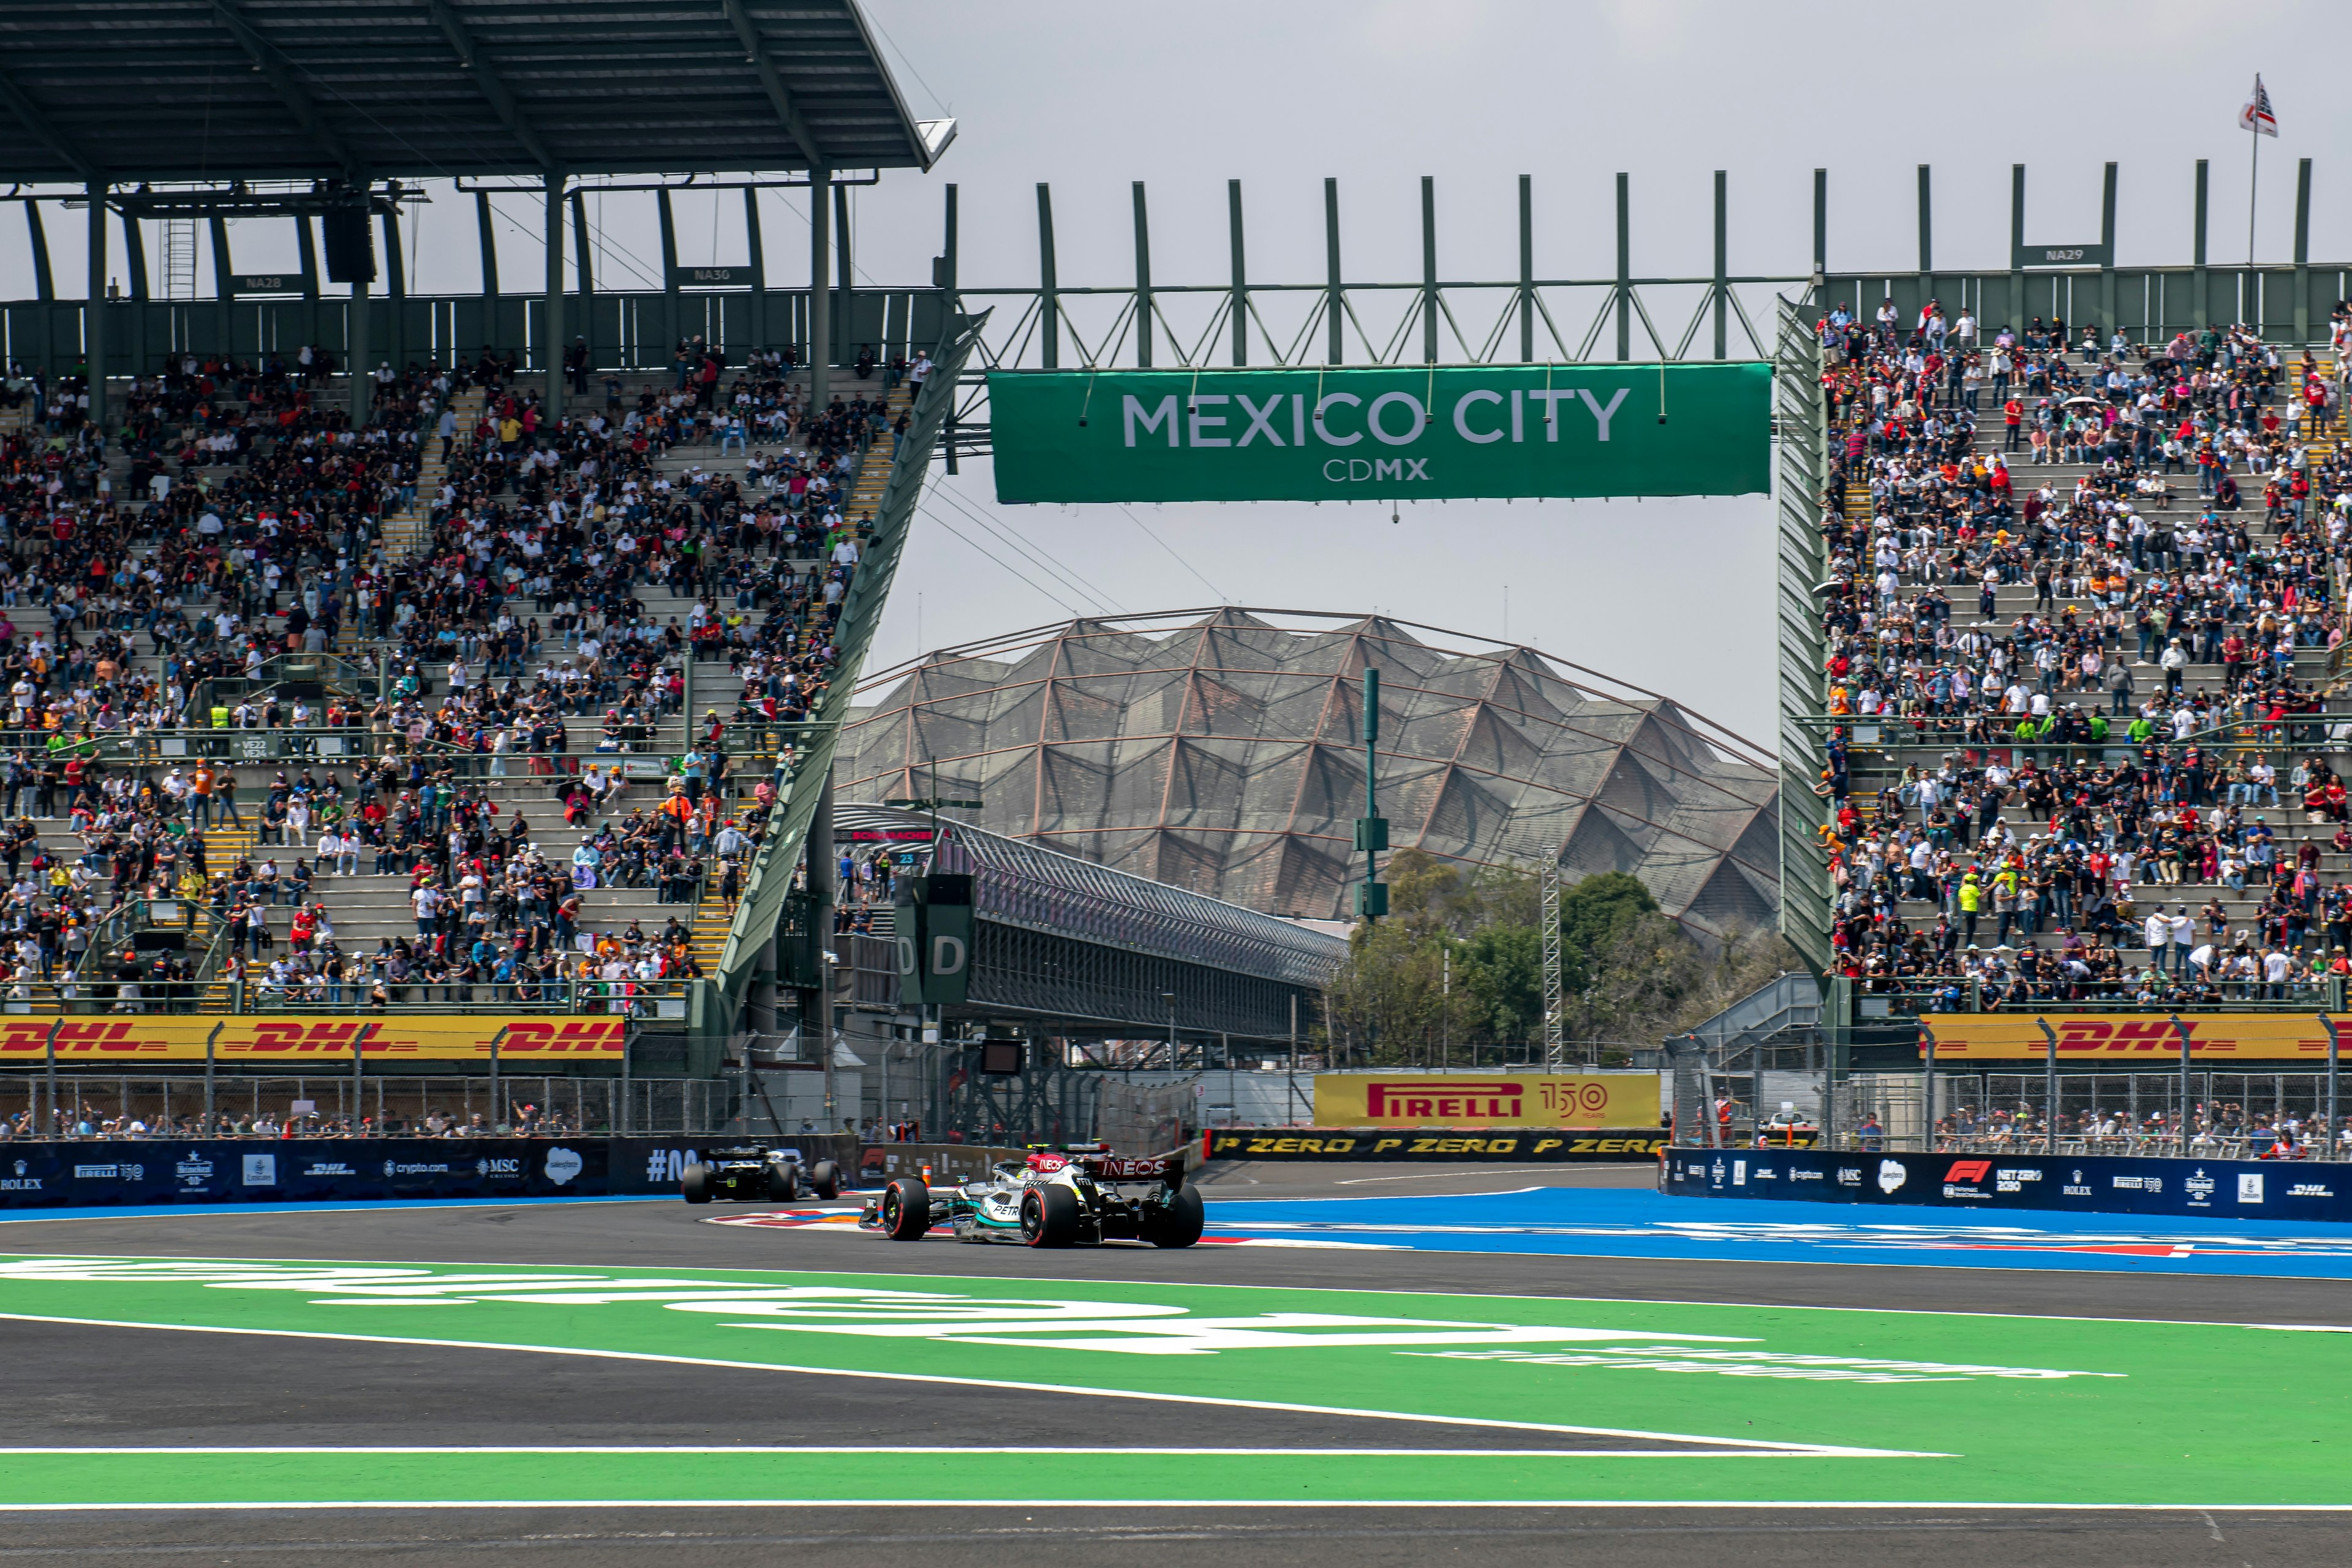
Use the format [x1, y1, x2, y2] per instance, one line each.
[988, 364, 1771, 504]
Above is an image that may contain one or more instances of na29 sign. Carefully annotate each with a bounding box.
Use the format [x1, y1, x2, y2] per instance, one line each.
[986, 364, 1770, 503]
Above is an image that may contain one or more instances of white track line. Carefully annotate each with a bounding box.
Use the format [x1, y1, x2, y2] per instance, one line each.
[0, 1311, 1937, 1459]
[0, 1500, 2340, 1513]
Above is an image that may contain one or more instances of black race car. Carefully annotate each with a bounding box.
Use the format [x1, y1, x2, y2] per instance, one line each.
[861, 1143, 1204, 1248]
[680, 1143, 843, 1204]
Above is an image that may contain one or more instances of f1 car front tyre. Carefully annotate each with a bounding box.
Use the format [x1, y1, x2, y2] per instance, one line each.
[767, 1164, 800, 1203]
[1144, 1184, 1205, 1248]
[809, 1160, 841, 1200]
[880, 1177, 932, 1240]
[680, 1163, 713, 1204]
[1020, 1185, 1081, 1248]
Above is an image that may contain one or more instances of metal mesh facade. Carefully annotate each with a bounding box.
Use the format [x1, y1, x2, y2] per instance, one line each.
[838, 609, 1780, 937]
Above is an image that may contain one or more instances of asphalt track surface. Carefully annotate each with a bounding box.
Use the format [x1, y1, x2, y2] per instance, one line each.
[0, 1162, 2344, 1565]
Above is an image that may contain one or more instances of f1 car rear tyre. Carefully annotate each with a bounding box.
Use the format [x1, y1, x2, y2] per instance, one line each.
[880, 1177, 932, 1240]
[1020, 1185, 1081, 1248]
[679, 1163, 713, 1204]
[767, 1164, 800, 1203]
[1144, 1183, 1205, 1248]
[809, 1160, 840, 1200]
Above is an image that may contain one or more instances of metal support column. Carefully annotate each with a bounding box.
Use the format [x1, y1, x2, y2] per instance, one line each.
[1227, 178, 1246, 367]
[2294, 157, 2312, 344]
[2098, 161, 2117, 342]
[297, 213, 322, 350]
[349, 270, 371, 423]
[208, 213, 232, 355]
[1520, 173, 1536, 363]
[2008, 164, 2026, 337]
[475, 190, 500, 296]
[744, 186, 767, 353]
[832, 179, 854, 367]
[84, 183, 107, 426]
[1916, 163, 1932, 295]
[570, 191, 595, 369]
[1132, 181, 1153, 369]
[655, 187, 679, 364]
[542, 171, 566, 423]
[380, 208, 405, 373]
[1420, 175, 1438, 364]
[810, 773, 837, 1133]
[1713, 170, 1728, 361]
[1614, 172, 1631, 361]
[1324, 178, 1343, 366]
[2036, 1017, 2060, 1152]
[2193, 158, 2210, 330]
[2318, 1014, 2338, 1162]
[806, 165, 830, 408]
[25, 202, 53, 301]
[2170, 1013, 2193, 1153]
[1036, 182, 1058, 371]
[1540, 861, 1563, 1069]
[1921, 1022, 1937, 1153]
[1811, 168, 1827, 289]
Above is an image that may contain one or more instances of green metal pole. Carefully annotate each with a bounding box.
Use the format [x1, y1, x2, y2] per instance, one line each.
[1420, 176, 1437, 365]
[1359, 667, 1384, 920]
[2294, 157, 2312, 345]
[571, 191, 595, 368]
[85, 182, 108, 429]
[1713, 170, 1728, 361]
[477, 190, 501, 296]
[2009, 164, 2026, 337]
[1615, 173, 1630, 362]
[744, 185, 766, 355]
[1132, 181, 1152, 369]
[1324, 178, 1343, 366]
[1036, 183, 1057, 371]
[543, 170, 567, 424]
[2193, 159, 2210, 330]
[1227, 178, 1246, 367]
[1518, 173, 1535, 364]
[807, 166, 829, 408]
[25, 203, 53, 301]
[657, 187, 680, 371]
[2099, 161, 2117, 344]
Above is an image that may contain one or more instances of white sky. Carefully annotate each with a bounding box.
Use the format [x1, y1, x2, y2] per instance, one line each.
[2, 0, 2341, 742]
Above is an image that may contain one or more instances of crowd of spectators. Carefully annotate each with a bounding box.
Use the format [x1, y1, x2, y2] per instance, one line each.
[1816, 301, 2352, 1003]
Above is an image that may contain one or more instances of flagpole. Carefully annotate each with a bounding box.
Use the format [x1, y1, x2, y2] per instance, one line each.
[2248, 113, 2260, 267]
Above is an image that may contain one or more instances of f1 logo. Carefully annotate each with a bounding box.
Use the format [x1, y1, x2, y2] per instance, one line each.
[1943, 1159, 1992, 1182]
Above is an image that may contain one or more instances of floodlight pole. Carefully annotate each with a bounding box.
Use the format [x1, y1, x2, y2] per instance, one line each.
[2035, 1016, 2059, 1154]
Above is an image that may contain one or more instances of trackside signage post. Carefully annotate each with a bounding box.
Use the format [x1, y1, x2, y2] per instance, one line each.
[987, 365, 1771, 503]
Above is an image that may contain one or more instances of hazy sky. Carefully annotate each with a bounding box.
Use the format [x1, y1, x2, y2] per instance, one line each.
[6, 0, 2342, 742]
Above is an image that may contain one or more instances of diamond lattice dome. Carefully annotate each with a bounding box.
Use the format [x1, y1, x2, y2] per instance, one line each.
[837, 609, 1779, 935]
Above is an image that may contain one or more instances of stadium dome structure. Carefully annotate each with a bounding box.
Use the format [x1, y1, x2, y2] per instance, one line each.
[836, 608, 1779, 937]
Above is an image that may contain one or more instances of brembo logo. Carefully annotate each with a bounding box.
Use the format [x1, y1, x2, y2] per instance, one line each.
[1365, 1080, 1523, 1120]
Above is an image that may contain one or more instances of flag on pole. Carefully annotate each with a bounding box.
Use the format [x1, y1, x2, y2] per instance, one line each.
[2240, 75, 2278, 137]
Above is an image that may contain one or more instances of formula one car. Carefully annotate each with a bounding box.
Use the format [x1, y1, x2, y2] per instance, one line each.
[680, 1143, 842, 1204]
[859, 1144, 1204, 1248]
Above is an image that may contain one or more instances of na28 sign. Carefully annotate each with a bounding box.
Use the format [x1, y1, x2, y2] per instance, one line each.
[986, 364, 1770, 503]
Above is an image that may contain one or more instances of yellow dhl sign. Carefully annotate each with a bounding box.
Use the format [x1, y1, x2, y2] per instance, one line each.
[1311, 1072, 1659, 1128]
[0, 1017, 625, 1063]
[1920, 1014, 2351, 1061]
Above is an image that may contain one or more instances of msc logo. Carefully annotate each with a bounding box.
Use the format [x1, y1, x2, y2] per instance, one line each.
[1943, 1160, 1993, 1183]
[1365, 1080, 1524, 1120]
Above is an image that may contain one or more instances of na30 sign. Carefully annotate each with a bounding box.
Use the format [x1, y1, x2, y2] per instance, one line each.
[987, 364, 1770, 503]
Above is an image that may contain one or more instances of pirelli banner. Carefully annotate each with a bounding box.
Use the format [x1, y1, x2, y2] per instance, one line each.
[0, 1017, 625, 1065]
[1920, 1014, 2349, 1063]
[1313, 1072, 1660, 1129]
[1202, 1129, 1669, 1163]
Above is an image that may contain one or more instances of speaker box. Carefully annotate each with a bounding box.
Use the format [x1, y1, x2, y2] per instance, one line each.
[322, 210, 376, 285]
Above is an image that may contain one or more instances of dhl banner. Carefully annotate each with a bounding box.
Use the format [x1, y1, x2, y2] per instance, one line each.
[1920, 1014, 2351, 1062]
[1311, 1072, 1660, 1129]
[0, 1017, 624, 1064]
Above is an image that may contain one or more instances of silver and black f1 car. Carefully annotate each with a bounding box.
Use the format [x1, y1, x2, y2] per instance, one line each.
[859, 1144, 1204, 1248]
[680, 1143, 842, 1204]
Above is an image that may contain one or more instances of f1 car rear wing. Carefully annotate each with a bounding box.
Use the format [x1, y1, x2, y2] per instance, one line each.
[1027, 1143, 1188, 1186]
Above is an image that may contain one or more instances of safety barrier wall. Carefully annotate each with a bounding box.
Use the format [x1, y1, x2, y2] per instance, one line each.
[1663, 1146, 2352, 1221]
[0, 1134, 854, 1209]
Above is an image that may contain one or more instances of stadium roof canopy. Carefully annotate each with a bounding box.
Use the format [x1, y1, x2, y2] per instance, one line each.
[0, 0, 948, 185]
[840, 608, 1782, 939]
